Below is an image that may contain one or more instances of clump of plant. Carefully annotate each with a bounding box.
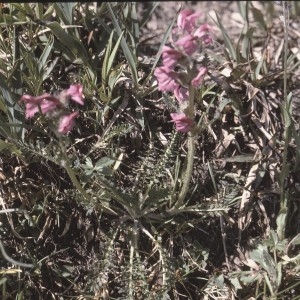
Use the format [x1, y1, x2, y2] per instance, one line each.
[154, 9, 213, 206]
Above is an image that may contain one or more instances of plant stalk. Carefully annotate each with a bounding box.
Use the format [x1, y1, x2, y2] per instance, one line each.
[64, 162, 91, 202]
[277, 0, 290, 240]
[177, 83, 195, 207]
[59, 138, 91, 203]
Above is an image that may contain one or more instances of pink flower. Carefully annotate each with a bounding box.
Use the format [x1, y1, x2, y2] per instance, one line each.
[170, 112, 194, 133]
[58, 111, 79, 134]
[20, 94, 60, 119]
[162, 46, 182, 68]
[191, 67, 207, 87]
[177, 9, 202, 33]
[194, 24, 213, 44]
[174, 85, 189, 102]
[154, 66, 179, 92]
[175, 34, 198, 56]
[67, 84, 84, 105]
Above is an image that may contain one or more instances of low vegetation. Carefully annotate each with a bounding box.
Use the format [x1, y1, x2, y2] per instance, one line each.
[0, 2, 300, 299]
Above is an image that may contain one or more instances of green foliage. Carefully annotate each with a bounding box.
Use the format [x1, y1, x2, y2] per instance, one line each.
[0, 1, 300, 299]
[99, 30, 124, 103]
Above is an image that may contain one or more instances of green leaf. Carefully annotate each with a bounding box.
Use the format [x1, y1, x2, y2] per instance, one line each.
[214, 274, 225, 289]
[229, 277, 242, 290]
[43, 57, 59, 81]
[255, 53, 266, 80]
[143, 11, 178, 87]
[108, 33, 124, 77]
[139, 2, 159, 29]
[106, 3, 138, 87]
[45, 21, 88, 63]
[0, 73, 24, 139]
[38, 35, 54, 72]
[276, 204, 288, 240]
[214, 12, 237, 62]
[0, 277, 7, 286]
[42, 4, 55, 20]
[102, 30, 124, 87]
[237, 1, 248, 21]
[123, 2, 139, 50]
[250, 5, 267, 31]
[95, 157, 115, 170]
[0, 139, 22, 156]
[85, 157, 93, 169]
[240, 271, 261, 284]
[11, 3, 34, 18]
[34, 3, 43, 20]
[241, 27, 255, 60]
[54, 2, 77, 25]
[261, 248, 276, 279]
[101, 31, 113, 84]
[215, 154, 255, 163]
[289, 233, 300, 246]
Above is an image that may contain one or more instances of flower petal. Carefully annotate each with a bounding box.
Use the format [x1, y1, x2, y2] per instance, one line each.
[67, 84, 84, 105]
[58, 111, 79, 134]
[170, 112, 193, 133]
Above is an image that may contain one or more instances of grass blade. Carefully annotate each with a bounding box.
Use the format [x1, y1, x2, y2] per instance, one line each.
[106, 3, 138, 87]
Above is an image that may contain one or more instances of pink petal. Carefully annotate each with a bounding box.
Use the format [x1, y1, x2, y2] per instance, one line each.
[170, 112, 193, 133]
[154, 66, 179, 92]
[194, 24, 213, 44]
[20, 94, 60, 119]
[24, 102, 39, 119]
[162, 46, 182, 68]
[67, 84, 84, 105]
[175, 35, 197, 56]
[58, 111, 79, 134]
[174, 86, 189, 102]
[191, 67, 207, 87]
[177, 9, 202, 33]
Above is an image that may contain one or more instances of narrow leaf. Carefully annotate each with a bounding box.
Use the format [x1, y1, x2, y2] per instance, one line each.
[214, 12, 237, 61]
[45, 21, 88, 63]
[106, 3, 138, 86]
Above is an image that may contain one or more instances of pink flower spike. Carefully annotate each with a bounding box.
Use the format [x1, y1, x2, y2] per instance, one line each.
[175, 34, 197, 56]
[170, 112, 194, 133]
[162, 46, 182, 68]
[177, 9, 202, 33]
[174, 85, 189, 102]
[58, 111, 79, 134]
[67, 84, 84, 105]
[154, 66, 179, 92]
[191, 67, 207, 87]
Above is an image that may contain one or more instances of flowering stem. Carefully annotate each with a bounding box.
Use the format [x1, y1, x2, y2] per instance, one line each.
[277, 0, 290, 241]
[59, 138, 91, 203]
[64, 161, 91, 202]
[177, 83, 195, 207]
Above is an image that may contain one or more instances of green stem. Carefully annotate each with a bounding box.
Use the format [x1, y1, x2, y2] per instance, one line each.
[176, 84, 195, 207]
[59, 138, 91, 203]
[128, 219, 138, 299]
[277, 1, 290, 240]
[64, 162, 91, 202]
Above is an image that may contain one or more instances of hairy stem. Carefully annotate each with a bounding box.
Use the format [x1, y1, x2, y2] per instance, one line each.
[128, 219, 139, 299]
[59, 138, 91, 203]
[177, 84, 195, 207]
[277, 0, 290, 240]
[64, 162, 91, 202]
